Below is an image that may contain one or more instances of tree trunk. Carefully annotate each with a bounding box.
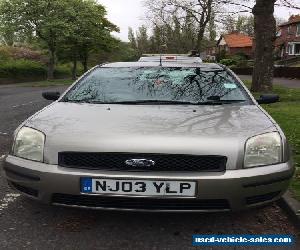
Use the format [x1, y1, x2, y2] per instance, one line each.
[47, 49, 55, 80]
[251, 0, 276, 92]
[196, 26, 206, 52]
[72, 58, 77, 80]
[195, 0, 212, 52]
[82, 58, 88, 72]
[81, 52, 88, 72]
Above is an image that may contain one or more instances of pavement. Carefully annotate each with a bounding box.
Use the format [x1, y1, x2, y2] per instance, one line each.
[279, 191, 300, 228]
[0, 84, 299, 250]
[238, 75, 300, 88]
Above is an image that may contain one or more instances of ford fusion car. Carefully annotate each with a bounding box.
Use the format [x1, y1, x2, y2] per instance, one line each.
[2, 62, 294, 212]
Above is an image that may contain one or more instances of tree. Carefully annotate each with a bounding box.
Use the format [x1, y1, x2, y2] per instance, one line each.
[223, 16, 236, 34]
[60, 0, 118, 79]
[145, 0, 215, 52]
[0, 0, 118, 79]
[0, 0, 75, 79]
[0, 26, 15, 46]
[251, 0, 276, 92]
[221, 0, 300, 91]
[208, 11, 217, 41]
[136, 25, 150, 55]
[236, 16, 254, 36]
[222, 15, 254, 36]
[141, 0, 300, 91]
[91, 40, 139, 63]
[128, 27, 137, 50]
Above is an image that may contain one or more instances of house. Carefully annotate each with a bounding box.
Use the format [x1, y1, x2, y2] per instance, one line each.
[276, 15, 300, 59]
[216, 32, 253, 58]
[202, 45, 217, 61]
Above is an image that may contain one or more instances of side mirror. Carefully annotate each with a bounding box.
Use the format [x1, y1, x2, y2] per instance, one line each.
[42, 92, 60, 101]
[257, 94, 279, 104]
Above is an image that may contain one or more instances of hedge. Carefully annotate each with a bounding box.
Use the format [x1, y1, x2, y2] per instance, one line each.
[231, 67, 300, 79]
[0, 60, 72, 84]
[0, 59, 47, 78]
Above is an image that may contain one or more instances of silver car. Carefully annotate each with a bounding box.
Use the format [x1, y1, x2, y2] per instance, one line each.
[2, 62, 294, 212]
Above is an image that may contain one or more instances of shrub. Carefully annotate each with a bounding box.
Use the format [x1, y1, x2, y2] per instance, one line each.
[233, 52, 249, 60]
[54, 64, 72, 78]
[0, 59, 47, 78]
[0, 45, 46, 63]
[11, 47, 47, 63]
[219, 58, 237, 66]
[54, 63, 83, 78]
[236, 59, 248, 67]
[216, 49, 228, 62]
[0, 47, 11, 62]
[219, 54, 251, 68]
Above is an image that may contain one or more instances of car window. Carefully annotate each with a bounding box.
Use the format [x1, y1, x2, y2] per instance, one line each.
[63, 67, 250, 104]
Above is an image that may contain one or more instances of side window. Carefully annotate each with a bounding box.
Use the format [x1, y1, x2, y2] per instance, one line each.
[276, 29, 282, 37]
[287, 44, 294, 55]
[295, 44, 300, 55]
[297, 24, 300, 36]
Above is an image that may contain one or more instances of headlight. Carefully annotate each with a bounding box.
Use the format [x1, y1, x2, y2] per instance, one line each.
[244, 132, 282, 168]
[13, 127, 45, 162]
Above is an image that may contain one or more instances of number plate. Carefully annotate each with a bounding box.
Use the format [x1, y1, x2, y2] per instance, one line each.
[81, 178, 196, 197]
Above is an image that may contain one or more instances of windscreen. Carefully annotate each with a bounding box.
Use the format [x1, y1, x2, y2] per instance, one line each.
[63, 67, 250, 104]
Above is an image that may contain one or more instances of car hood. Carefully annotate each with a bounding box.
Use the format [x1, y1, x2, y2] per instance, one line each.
[26, 102, 276, 169]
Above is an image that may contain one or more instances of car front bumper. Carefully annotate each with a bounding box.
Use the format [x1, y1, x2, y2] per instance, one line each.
[2, 155, 295, 212]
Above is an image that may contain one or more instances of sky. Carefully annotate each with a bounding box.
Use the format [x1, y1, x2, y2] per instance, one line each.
[99, 0, 300, 41]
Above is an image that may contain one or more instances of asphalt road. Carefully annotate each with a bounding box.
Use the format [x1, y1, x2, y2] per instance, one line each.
[0, 84, 299, 250]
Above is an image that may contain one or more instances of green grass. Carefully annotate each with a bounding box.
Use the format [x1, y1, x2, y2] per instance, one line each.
[265, 103, 300, 199]
[16, 78, 73, 87]
[244, 80, 300, 200]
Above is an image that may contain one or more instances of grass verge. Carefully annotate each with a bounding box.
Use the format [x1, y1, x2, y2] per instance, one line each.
[244, 80, 300, 200]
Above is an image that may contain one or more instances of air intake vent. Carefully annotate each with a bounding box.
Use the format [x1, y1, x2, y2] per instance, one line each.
[52, 194, 230, 211]
[9, 182, 38, 197]
[246, 191, 280, 205]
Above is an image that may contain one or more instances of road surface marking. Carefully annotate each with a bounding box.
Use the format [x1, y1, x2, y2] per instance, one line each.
[0, 193, 20, 211]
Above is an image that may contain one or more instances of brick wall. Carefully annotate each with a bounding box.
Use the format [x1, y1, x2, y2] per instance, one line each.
[228, 47, 253, 58]
[276, 17, 300, 59]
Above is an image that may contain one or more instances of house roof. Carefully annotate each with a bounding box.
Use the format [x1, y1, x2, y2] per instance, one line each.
[279, 15, 300, 27]
[219, 33, 253, 48]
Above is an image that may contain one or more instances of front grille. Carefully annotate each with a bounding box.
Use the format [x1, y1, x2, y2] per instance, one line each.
[246, 191, 280, 205]
[58, 152, 227, 172]
[52, 194, 230, 211]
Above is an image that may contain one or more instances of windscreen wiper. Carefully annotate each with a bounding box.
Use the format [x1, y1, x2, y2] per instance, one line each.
[62, 98, 104, 104]
[206, 96, 247, 104]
